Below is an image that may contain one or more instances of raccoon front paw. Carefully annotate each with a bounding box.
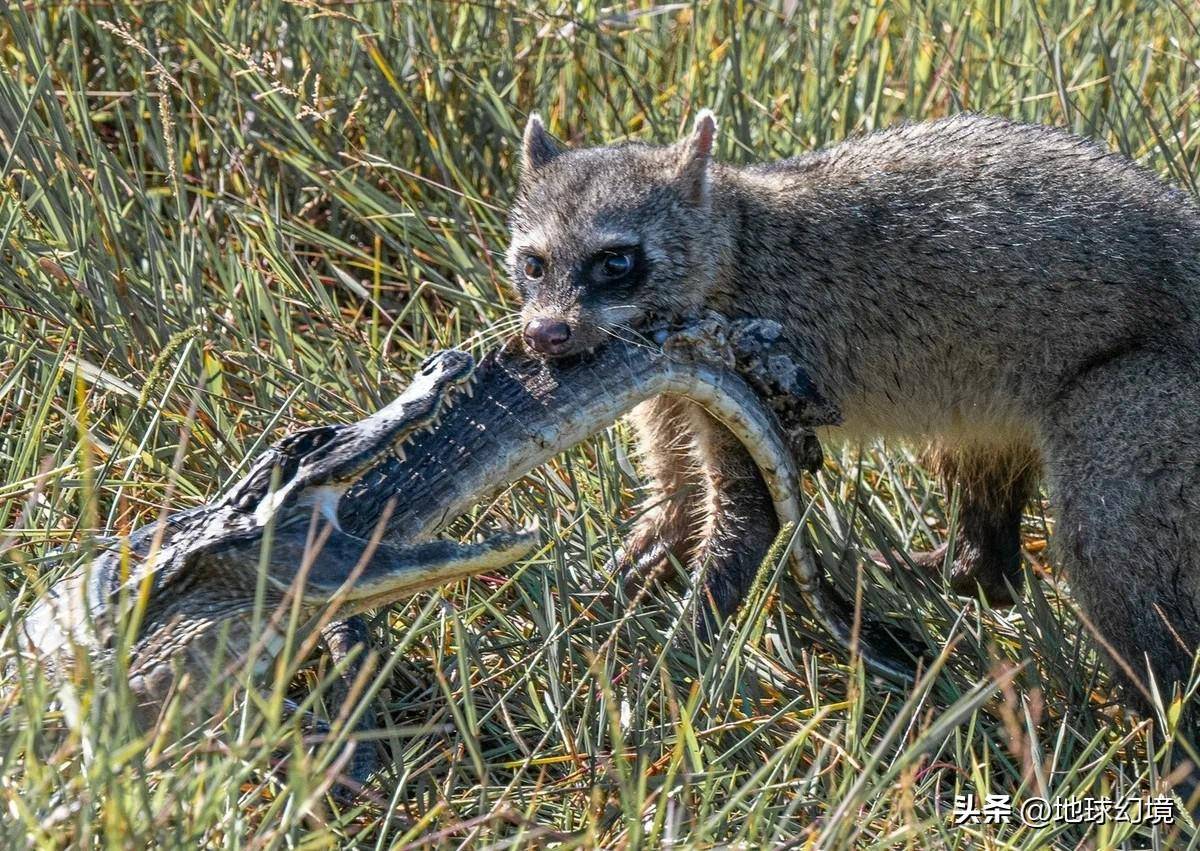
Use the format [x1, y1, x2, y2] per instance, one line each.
[690, 540, 770, 640]
[685, 486, 784, 635]
[906, 542, 1022, 607]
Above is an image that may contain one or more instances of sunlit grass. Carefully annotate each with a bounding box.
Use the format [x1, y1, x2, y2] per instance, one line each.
[3, 1, 1200, 846]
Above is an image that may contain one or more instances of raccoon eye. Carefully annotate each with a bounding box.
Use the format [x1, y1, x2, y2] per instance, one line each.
[598, 249, 635, 279]
[522, 255, 545, 280]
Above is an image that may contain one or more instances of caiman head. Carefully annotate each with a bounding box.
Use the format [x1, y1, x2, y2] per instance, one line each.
[221, 351, 476, 526]
[206, 349, 537, 608]
[22, 350, 538, 719]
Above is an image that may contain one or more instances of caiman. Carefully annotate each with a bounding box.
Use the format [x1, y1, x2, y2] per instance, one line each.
[18, 315, 908, 799]
[18, 351, 538, 738]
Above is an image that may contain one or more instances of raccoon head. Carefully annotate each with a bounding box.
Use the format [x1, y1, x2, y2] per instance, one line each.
[507, 110, 722, 357]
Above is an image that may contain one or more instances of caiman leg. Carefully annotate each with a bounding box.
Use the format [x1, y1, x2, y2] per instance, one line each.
[318, 616, 380, 790]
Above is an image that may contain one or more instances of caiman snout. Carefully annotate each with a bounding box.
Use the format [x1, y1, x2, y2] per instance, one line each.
[419, 348, 474, 381]
[523, 317, 573, 356]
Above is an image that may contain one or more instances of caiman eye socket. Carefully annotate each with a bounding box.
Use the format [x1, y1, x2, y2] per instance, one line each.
[599, 250, 635, 279]
[522, 255, 545, 280]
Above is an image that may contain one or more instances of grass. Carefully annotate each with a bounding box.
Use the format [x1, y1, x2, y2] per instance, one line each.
[2, 0, 1200, 847]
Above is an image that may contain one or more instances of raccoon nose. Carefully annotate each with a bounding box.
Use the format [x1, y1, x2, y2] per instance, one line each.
[523, 318, 573, 355]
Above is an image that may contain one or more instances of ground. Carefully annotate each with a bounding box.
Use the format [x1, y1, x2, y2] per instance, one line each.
[2, 1, 1200, 847]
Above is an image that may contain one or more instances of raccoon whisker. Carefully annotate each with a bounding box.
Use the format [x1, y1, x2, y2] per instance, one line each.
[600, 323, 657, 350]
[458, 315, 525, 351]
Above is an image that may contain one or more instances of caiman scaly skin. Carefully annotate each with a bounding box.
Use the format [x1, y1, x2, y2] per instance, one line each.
[20, 351, 538, 755]
[349, 317, 912, 680]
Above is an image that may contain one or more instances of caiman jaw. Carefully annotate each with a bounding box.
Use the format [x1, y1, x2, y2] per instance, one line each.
[328, 524, 541, 614]
[373, 352, 474, 471]
[305, 350, 537, 573]
[387, 365, 475, 466]
[329, 350, 477, 487]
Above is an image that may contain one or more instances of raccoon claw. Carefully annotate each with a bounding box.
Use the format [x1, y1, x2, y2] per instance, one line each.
[608, 539, 665, 584]
[905, 542, 1021, 607]
[608, 517, 695, 602]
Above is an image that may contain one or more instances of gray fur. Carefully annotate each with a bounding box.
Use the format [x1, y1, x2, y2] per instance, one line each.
[507, 111, 1200, 704]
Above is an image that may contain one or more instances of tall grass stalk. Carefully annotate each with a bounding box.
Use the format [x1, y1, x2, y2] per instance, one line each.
[3, 1, 1200, 846]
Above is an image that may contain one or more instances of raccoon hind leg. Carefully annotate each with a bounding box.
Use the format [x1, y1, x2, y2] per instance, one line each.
[614, 395, 706, 589]
[1041, 344, 1200, 717]
[915, 441, 1040, 605]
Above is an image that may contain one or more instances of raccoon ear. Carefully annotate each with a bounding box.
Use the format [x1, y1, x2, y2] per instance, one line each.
[675, 109, 716, 203]
[521, 113, 562, 175]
